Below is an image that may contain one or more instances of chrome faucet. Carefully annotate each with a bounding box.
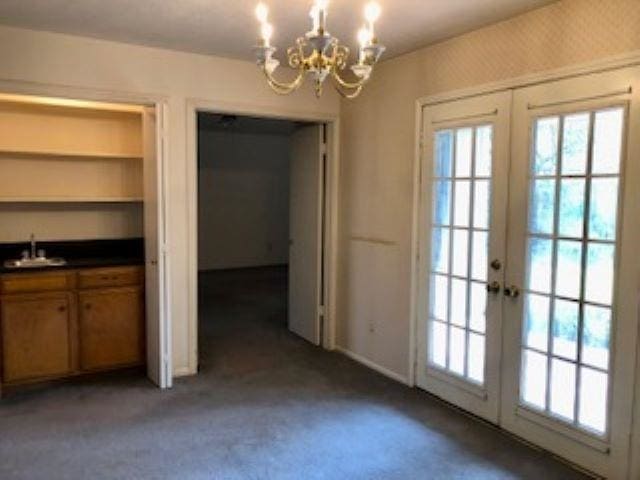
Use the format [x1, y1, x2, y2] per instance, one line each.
[30, 233, 36, 259]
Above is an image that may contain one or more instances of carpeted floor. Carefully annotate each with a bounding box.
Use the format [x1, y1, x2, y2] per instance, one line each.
[0, 266, 590, 480]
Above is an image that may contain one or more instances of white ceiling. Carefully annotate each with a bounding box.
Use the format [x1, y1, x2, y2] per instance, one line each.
[0, 0, 555, 61]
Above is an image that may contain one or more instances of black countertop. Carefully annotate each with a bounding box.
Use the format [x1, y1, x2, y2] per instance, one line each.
[0, 238, 144, 274]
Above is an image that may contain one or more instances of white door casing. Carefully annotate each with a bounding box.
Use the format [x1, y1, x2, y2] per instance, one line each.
[288, 124, 324, 345]
[416, 91, 511, 423]
[143, 104, 172, 388]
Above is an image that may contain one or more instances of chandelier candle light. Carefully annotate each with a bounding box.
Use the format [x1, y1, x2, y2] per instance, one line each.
[253, 0, 385, 99]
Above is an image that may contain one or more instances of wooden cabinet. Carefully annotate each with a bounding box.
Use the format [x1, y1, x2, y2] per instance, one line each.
[79, 286, 144, 370]
[0, 265, 144, 392]
[1, 292, 74, 383]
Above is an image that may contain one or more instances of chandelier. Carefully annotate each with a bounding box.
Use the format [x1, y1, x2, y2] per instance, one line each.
[253, 1, 385, 99]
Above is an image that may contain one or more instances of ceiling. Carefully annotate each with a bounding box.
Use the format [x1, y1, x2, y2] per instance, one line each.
[0, 0, 555, 61]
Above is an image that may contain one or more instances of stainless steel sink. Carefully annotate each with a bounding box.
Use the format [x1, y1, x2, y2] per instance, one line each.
[3, 257, 67, 269]
[3, 233, 67, 269]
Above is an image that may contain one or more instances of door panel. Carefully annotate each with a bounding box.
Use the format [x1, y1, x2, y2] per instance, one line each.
[288, 124, 323, 345]
[143, 105, 171, 388]
[502, 66, 640, 478]
[1, 292, 72, 382]
[416, 91, 511, 422]
[79, 287, 144, 371]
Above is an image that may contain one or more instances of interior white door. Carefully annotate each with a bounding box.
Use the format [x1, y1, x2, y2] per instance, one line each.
[416, 91, 511, 422]
[143, 104, 172, 388]
[501, 66, 640, 478]
[288, 124, 324, 345]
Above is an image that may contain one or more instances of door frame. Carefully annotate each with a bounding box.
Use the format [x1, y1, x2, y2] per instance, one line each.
[410, 50, 640, 477]
[0, 77, 172, 388]
[186, 98, 340, 375]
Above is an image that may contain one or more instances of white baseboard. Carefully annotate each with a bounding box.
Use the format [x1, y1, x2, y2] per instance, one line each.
[172, 366, 195, 378]
[335, 346, 411, 386]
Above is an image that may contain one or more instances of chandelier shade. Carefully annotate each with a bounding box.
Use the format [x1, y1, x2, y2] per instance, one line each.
[253, 1, 385, 99]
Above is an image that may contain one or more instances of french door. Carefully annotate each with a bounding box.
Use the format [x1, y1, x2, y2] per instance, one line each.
[416, 91, 511, 422]
[416, 66, 640, 478]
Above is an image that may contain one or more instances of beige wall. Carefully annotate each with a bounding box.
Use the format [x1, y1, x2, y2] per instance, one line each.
[338, 0, 640, 380]
[0, 25, 340, 375]
[198, 129, 290, 271]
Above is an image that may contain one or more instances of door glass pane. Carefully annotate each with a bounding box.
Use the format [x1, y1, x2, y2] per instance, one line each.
[550, 359, 576, 421]
[469, 282, 486, 333]
[589, 178, 619, 241]
[524, 293, 549, 352]
[454, 180, 471, 227]
[561, 113, 589, 175]
[520, 107, 624, 437]
[552, 299, 578, 360]
[533, 117, 559, 176]
[475, 126, 492, 177]
[558, 179, 585, 238]
[585, 243, 614, 305]
[452, 229, 469, 277]
[431, 274, 448, 321]
[527, 238, 553, 294]
[592, 108, 623, 175]
[471, 231, 488, 281]
[473, 180, 490, 229]
[427, 125, 493, 386]
[555, 240, 582, 299]
[455, 128, 473, 177]
[578, 367, 608, 434]
[435, 130, 454, 177]
[468, 333, 485, 384]
[530, 179, 556, 234]
[449, 326, 466, 375]
[431, 228, 450, 274]
[450, 278, 467, 327]
[433, 181, 452, 226]
[582, 305, 611, 370]
[429, 320, 447, 368]
[522, 349, 547, 410]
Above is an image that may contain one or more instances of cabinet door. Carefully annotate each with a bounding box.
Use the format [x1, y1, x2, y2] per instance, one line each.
[79, 287, 144, 371]
[1, 292, 73, 383]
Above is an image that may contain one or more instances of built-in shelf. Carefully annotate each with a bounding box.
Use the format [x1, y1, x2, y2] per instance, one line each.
[0, 149, 142, 160]
[0, 197, 144, 204]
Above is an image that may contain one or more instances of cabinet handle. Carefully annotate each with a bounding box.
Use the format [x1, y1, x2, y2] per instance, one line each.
[85, 303, 92, 310]
[58, 306, 66, 312]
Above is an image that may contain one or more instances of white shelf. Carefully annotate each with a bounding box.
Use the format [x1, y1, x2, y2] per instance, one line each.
[0, 197, 144, 204]
[0, 149, 142, 160]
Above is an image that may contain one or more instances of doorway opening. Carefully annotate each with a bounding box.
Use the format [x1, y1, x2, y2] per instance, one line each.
[0, 91, 170, 393]
[196, 112, 328, 371]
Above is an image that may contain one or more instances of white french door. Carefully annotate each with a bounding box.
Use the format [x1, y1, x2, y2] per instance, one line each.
[416, 91, 511, 422]
[416, 65, 640, 478]
[501, 66, 640, 478]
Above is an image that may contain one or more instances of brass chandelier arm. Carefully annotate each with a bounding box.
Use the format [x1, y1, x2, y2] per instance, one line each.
[330, 68, 369, 99]
[262, 66, 306, 95]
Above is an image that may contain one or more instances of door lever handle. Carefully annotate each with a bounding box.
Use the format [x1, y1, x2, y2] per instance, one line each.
[486, 281, 501, 295]
[504, 285, 521, 298]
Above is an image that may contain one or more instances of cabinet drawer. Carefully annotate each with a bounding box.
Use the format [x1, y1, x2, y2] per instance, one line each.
[77, 266, 143, 289]
[0, 271, 75, 294]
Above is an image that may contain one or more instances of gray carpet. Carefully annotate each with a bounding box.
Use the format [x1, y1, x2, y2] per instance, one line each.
[0, 267, 590, 480]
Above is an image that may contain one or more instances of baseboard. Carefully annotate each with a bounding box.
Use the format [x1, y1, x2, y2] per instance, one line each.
[335, 346, 411, 386]
[172, 366, 195, 378]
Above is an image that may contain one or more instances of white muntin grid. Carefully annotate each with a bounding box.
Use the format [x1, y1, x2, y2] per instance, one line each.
[428, 124, 493, 386]
[519, 105, 626, 438]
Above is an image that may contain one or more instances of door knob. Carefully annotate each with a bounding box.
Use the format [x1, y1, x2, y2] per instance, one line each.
[486, 281, 501, 295]
[504, 285, 520, 298]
